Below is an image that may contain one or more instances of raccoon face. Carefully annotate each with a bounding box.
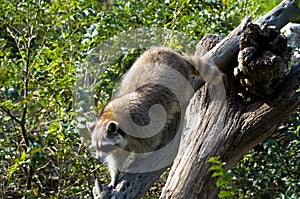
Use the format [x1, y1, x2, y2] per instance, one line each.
[87, 120, 128, 161]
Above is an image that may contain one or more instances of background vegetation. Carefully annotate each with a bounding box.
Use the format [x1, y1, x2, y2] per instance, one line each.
[0, 0, 298, 198]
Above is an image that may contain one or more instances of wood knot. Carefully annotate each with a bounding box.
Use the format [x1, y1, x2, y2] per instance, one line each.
[234, 22, 291, 99]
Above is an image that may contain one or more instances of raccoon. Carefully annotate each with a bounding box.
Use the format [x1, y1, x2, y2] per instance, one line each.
[87, 47, 223, 188]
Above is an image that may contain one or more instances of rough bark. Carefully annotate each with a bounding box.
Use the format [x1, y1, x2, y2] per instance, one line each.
[160, 0, 300, 198]
[93, 0, 300, 198]
[160, 64, 300, 198]
[207, 0, 300, 71]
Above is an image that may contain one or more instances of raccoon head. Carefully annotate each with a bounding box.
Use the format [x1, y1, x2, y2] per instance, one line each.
[87, 119, 128, 161]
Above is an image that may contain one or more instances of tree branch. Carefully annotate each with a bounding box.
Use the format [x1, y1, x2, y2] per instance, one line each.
[205, 0, 300, 72]
[256, 0, 300, 28]
[0, 106, 21, 124]
[224, 63, 300, 167]
[160, 1, 300, 198]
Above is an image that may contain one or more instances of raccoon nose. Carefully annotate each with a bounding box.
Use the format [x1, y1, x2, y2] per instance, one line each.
[100, 144, 115, 152]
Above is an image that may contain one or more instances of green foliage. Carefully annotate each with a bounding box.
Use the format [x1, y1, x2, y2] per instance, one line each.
[257, 0, 283, 15]
[230, 112, 300, 198]
[0, 0, 104, 197]
[1, 0, 297, 198]
[208, 157, 236, 199]
[209, 112, 300, 199]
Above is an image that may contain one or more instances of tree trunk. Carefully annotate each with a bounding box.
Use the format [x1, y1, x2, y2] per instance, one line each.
[160, 65, 300, 198]
[160, 0, 300, 198]
[92, 0, 300, 198]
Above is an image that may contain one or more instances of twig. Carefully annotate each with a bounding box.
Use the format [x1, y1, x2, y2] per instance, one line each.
[0, 106, 21, 124]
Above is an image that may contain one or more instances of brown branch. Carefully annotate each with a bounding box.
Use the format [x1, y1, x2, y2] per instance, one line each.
[160, 1, 300, 198]
[0, 106, 21, 124]
[206, 0, 300, 72]
[159, 59, 300, 199]
[224, 64, 300, 168]
[23, 9, 35, 191]
[256, 0, 300, 29]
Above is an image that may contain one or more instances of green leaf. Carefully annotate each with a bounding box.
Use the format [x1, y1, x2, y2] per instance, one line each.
[209, 164, 223, 171]
[218, 190, 233, 198]
[212, 170, 225, 178]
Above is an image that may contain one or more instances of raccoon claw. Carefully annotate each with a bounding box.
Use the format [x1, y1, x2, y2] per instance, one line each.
[107, 183, 115, 189]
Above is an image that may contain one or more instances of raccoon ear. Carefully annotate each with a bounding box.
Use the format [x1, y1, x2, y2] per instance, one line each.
[106, 121, 119, 134]
[86, 121, 95, 133]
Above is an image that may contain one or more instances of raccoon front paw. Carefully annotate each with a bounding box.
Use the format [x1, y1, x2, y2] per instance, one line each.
[107, 182, 115, 189]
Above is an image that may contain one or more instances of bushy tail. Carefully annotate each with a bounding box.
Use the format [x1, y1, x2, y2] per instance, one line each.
[185, 55, 226, 104]
[185, 55, 224, 88]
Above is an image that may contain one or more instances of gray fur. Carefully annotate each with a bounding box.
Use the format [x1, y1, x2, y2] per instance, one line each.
[87, 47, 223, 188]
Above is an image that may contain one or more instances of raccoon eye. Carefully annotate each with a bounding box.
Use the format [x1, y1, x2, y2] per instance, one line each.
[106, 121, 119, 134]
